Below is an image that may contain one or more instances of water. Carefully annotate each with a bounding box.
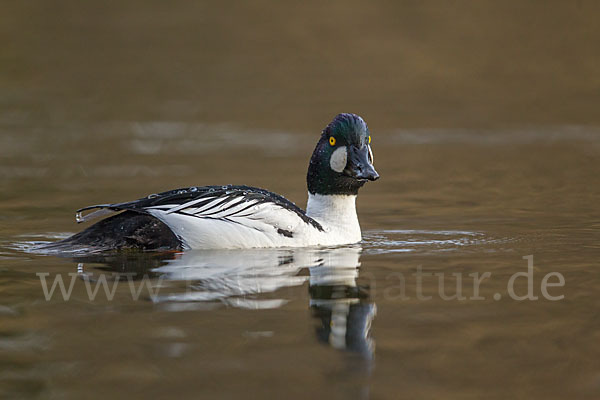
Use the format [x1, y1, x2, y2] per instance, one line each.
[2, 124, 598, 399]
[2, 2, 600, 399]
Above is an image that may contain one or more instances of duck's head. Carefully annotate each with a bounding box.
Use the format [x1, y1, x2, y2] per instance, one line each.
[307, 113, 379, 196]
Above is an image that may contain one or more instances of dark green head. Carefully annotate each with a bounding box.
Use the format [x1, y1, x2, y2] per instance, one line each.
[307, 113, 379, 195]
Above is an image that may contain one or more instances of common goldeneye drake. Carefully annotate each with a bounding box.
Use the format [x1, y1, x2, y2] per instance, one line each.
[50, 113, 379, 250]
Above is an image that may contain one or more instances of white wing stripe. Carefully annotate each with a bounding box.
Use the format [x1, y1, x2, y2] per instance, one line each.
[192, 197, 230, 214]
[146, 204, 177, 210]
[164, 196, 218, 215]
[167, 199, 261, 220]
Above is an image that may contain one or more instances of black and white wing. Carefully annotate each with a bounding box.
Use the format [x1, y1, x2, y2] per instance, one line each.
[76, 185, 323, 249]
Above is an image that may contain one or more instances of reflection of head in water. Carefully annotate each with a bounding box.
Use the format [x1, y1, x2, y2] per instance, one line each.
[308, 247, 376, 360]
[312, 301, 376, 359]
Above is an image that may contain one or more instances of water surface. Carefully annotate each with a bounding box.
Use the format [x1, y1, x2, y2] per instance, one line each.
[1, 123, 599, 399]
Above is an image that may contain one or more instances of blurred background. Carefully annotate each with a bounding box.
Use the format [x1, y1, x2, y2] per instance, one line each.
[3, 0, 600, 130]
[3, 0, 599, 220]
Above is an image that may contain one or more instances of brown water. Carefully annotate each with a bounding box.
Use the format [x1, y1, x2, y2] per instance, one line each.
[2, 2, 600, 399]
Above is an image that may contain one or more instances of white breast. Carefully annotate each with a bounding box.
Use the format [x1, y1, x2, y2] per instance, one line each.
[305, 193, 362, 245]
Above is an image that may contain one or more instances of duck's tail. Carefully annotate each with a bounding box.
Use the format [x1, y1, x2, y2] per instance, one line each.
[39, 210, 182, 253]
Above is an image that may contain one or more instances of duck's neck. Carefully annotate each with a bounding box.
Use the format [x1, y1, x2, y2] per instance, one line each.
[306, 193, 361, 240]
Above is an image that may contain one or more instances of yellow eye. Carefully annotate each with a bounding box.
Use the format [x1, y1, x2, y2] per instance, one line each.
[329, 136, 336, 146]
[368, 136, 371, 144]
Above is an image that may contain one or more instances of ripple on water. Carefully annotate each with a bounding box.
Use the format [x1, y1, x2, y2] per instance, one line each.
[362, 229, 510, 255]
[10, 230, 512, 257]
[6, 233, 100, 257]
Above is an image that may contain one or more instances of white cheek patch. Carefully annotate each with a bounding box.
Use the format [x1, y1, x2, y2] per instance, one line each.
[330, 146, 348, 173]
[368, 145, 374, 164]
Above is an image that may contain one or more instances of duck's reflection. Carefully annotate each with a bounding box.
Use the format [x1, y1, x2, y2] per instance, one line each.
[307, 249, 376, 360]
[75, 246, 375, 359]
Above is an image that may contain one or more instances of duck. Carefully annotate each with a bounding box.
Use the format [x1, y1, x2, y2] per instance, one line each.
[48, 113, 379, 251]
